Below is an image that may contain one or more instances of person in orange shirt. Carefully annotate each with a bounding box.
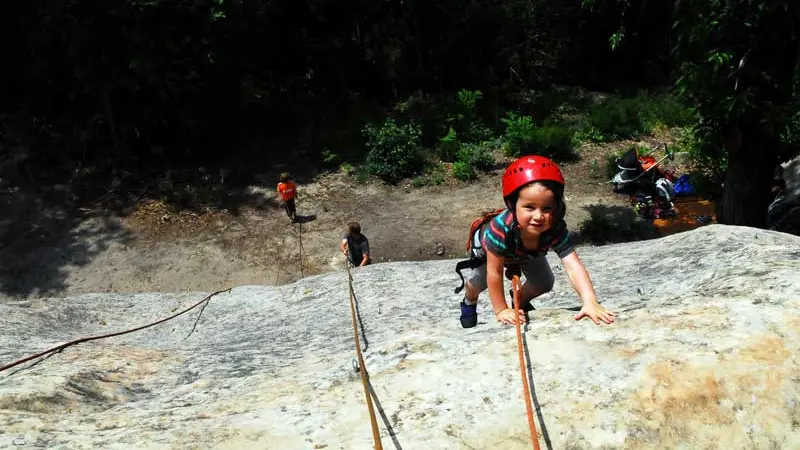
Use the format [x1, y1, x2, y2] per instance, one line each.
[276, 172, 298, 222]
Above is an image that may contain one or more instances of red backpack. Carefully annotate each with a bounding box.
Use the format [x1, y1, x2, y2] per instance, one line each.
[464, 208, 506, 252]
[454, 208, 506, 293]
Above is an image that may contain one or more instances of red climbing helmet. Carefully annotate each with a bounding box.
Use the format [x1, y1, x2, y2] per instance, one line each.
[502, 155, 565, 199]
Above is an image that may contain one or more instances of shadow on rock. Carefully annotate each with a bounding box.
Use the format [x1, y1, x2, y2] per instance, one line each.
[0, 186, 134, 298]
[294, 214, 317, 224]
[572, 203, 660, 246]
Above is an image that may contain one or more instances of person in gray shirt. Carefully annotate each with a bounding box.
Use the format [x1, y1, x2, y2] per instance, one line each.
[339, 221, 371, 267]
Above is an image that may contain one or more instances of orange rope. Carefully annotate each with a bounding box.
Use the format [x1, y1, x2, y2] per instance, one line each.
[512, 275, 541, 450]
[345, 257, 384, 450]
[0, 288, 232, 373]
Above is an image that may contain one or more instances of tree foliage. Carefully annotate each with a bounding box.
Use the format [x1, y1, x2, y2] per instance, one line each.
[672, 0, 800, 225]
[0, 0, 666, 183]
[674, 0, 799, 160]
[1, 0, 798, 228]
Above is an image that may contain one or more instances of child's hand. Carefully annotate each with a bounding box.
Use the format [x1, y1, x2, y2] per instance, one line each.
[574, 301, 617, 325]
[496, 308, 526, 325]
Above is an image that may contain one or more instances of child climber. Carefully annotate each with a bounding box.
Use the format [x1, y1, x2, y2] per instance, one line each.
[276, 172, 298, 222]
[458, 155, 617, 328]
[339, 221, 371, 267]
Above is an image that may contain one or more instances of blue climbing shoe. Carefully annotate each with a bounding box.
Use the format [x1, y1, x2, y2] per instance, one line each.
[460, 301, 478, 328]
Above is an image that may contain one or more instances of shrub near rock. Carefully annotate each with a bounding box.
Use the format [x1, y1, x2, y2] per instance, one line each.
[363, 118, 425, 183]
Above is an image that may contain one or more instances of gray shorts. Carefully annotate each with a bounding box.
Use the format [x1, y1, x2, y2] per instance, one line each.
[465, 254, 555, 300]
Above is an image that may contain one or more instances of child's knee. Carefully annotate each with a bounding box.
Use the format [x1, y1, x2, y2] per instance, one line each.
[464, 280, 483, 299]
[542, 271, 555, 291]
[522, 273, 554, 300]
[464, 266, 488, 300]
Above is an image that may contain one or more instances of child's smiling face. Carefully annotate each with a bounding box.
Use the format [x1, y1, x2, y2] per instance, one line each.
[515, 182, 557, 238]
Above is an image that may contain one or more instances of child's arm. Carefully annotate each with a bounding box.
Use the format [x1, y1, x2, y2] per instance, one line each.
[486, 251, 526, 324]
[561, 251, 616, 325]
[360, 239, 370, 266]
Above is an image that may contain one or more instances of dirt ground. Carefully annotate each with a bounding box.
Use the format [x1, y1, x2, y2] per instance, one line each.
[1, 137, 696, 299]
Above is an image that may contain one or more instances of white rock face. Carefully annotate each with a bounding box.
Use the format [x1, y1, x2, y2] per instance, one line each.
[1, 225, 799, 449]
[782, 155, 800, 199]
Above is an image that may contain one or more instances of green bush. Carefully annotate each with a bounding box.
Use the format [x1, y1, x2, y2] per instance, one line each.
[451, 161, 476, 181]
[581, 92, 693, 142]
[647, 94, 694, 128]
[574, 126, 606, 143]
[410, 176, 428, 188]
[466, 122, 496, 143]
[410, 162, 447, 187]
[529, 124, 576, 160]
[500, 112, 536, 157]
[321, 149, 340, 166]
[457, 141, 495, 171]
[676, 125, 727, 190]
[438, 126, 460, 162]
[509, 87, 595, 121]
[451, 89, 483, 138]
[392, 89, 495, 148]
[391, 91, 439, 147]
[500, 112, 575, 160]
[588, 159, 602, 179]
[585, 96, 648, 141]
[362, 118, 425, 183]
[354, 165, 371, 184]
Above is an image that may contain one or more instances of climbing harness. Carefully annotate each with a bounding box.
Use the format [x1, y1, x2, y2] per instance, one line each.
[344, 253, 384, 450]
[0, 288, 231, 373]
[511, 275, 541, 450]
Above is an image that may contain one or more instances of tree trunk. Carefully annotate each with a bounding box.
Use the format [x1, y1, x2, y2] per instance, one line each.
[718, 123, 777, 227]
[717, 7, 800, 228]
[102, 86, 121, 155]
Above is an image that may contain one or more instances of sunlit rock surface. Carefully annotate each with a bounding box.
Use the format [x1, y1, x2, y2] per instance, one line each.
[1, 225, 799, 449]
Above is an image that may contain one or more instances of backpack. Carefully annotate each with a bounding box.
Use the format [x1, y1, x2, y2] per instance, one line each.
[454, 208, 506, 294]
[464, 208, 506, 253]
[673, 174, 695, 196]
[346, 234, 366, 267]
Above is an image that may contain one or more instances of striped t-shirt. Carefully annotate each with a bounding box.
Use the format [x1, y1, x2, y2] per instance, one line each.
[478, 209, 574, 262]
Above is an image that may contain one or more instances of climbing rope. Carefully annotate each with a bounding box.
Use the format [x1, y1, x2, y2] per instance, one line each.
[512, 275, 541, 450]
[344, 249, 384, 450]
[297, 221, 305, 278]
[0, 288, 232, 374]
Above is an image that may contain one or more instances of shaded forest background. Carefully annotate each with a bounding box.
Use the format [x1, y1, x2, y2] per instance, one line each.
[1, 0, 799, 225]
